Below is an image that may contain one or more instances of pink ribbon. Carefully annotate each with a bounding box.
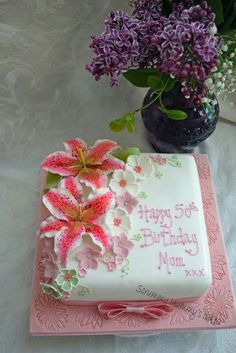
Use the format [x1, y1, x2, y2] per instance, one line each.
[98, 301, 173, 320]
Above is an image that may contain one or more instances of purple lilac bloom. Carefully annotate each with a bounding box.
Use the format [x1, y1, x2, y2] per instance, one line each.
[86, 10, 141, 86]
[137, 17, 166, 67]
[172, 0, 194, 14]
[154, 1, 221, 103]
[174, 1, 216, 25]
[131, 0, 162, 20]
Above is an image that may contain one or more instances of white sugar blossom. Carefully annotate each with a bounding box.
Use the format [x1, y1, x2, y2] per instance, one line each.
[105, 209, 131, 235]
[126, 155, 154, 180]
[109, 169, 139, 196]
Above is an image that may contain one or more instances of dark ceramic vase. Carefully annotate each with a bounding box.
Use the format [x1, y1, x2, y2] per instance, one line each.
[141, 84, 219, 153]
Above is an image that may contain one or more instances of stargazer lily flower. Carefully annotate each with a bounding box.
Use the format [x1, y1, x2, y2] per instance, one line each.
[38, 177, 114, 266]
[41, 138, 125, 189]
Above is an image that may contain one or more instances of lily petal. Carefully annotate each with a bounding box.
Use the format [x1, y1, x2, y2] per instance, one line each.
[78, 168, 107, 189]
[38, 216, 66, 238]
[64, 138, 88, 158]
[57, 223, 86, 266]
[43, 188, 78, 221]
[41, 151, 78, 176]
[83, 191, 114, 223]
[98, 158, 125, 172]
[85, 223, 109, 250]
[59, 176, 83, 204]
[86, 139, 119, 165]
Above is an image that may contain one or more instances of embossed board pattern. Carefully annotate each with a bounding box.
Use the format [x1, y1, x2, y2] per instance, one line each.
[30, 154, 236, 335]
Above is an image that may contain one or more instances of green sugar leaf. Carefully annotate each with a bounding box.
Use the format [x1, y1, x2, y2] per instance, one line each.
[44, 172, 62, 193]
[113, 147, 141, 162]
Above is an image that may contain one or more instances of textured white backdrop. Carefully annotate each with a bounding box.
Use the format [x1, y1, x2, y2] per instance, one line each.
[0, 1, 236, 352]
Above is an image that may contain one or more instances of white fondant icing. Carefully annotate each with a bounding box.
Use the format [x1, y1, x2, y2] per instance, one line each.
[55, 154, 212, 302]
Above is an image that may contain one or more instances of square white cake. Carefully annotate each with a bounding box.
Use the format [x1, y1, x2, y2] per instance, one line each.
[65, 154, 212, 301]
[38, 142, 212, 304]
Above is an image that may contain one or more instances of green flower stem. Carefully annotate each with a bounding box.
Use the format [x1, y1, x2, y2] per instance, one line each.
[109, 77, 172, 133]
[132, 77, 170, 115]
[132, 90, 161, 113]
[159, 94, 165, 110]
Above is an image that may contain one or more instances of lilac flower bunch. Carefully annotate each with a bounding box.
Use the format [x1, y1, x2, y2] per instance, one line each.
[86, 11, 141, 86]
[154, 1, 221, 105]
[86, 1, 228, 129]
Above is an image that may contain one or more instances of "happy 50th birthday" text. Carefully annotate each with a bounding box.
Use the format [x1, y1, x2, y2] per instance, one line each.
[138, 202, 202, 275]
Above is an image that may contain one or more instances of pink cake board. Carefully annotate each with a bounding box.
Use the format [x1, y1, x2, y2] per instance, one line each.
[29, 154, 236, 335]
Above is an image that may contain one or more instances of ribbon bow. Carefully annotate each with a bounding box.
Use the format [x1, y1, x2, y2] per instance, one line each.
[98, 301, 173, 320]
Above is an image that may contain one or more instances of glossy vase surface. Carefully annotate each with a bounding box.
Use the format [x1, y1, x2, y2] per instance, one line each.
[141, 85, 219, 153]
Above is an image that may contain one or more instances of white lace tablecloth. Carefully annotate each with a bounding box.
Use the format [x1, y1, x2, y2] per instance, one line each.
[0, 1, 236, 352]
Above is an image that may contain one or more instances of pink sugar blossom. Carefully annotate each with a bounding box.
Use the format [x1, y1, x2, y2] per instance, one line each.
[75, 246, 100, 275]
[107, 262, 117, 271]
[150, 155, 167, 165]
[42, 238, 55, 257]
[116, 192, 138, 214]
[102, 251, 117, 272]
[41, 138, 124, 189]
[78, 268, 88, 277]
[41, 255, 58, 282]
[100, 248, 124, 272]
[112, 233, 134, 258]
[115, 253, 125, 265]
[99, 234, 134, 272]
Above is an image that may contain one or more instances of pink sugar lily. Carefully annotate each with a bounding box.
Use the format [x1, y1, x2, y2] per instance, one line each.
[41, 138, 125, 189]
[38, 177, 114, 266]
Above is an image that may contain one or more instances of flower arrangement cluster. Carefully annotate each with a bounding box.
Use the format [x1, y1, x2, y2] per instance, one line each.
[86, 0, 236, 132]
[38, 138, 144, 299]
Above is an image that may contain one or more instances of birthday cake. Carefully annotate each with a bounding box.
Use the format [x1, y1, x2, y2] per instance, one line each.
[38, 138, 212, 307]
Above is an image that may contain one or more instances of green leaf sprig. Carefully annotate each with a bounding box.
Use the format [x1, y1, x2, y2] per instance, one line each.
[109, 69, 187, 133]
